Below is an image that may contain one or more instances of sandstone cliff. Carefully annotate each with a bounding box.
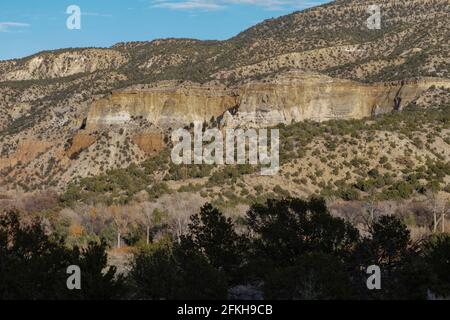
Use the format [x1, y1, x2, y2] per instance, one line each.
[87, 83, 238, 129]
[86, 72, 450, 129]
[225, 73, 450, 127]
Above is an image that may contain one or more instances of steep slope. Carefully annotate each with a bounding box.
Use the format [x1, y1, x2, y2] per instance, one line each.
[225, 0, 449, 82]
[0, 49, 128, 82]
[0, 0, 448, 193]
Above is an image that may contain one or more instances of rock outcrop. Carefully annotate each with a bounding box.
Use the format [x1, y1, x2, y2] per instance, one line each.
[224, 73, 450, 127]
[0, 139, 51, 170]
[0, 49, 128, 81]
[86, 72, 450, 129]
[87, 83, 238, 129]
[66, 132, 96, 159]
[132, 133, 165, 155]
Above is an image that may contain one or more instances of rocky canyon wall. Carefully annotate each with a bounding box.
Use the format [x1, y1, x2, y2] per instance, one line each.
[86, 72, 450, 130]
[87, 84, 238, 129]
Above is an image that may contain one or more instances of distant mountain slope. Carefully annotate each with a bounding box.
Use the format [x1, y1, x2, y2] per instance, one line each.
[0, 0, 449, 193]
[1, 0, 448, 85]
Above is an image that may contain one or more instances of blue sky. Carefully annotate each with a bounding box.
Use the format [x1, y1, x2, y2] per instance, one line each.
[0, 0, 330, 61]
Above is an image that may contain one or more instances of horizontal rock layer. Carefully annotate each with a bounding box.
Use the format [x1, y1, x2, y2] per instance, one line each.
[86, 72, 450, 129]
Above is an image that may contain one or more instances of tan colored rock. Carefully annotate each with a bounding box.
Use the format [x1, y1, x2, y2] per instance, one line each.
[225, 73, 450, 127]
[87, 84, 238, 129]
[132, 133, 165, 155]
[66, 132, 96, 158]
[86, 72, 450, 129]
[0, 139, 51, 170]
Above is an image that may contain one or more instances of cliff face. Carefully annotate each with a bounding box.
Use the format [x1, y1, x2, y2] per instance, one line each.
[225, 74, 450, 127]
[86, 72, 450, 129]
[87, 84, 238, 129]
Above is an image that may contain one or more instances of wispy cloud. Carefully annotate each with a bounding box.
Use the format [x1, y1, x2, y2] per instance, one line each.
[81, 12, 113, 18]
[0, 22, 30, 33]
[151, 0, 325, 11]
[152, 0, 225, 11]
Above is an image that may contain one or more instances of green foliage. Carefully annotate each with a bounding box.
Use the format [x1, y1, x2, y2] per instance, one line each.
[423, 235, 450, 297]
[353, 215, 429, 299]
[0, 211, 125, 300]
[381, 181, 415, 200]
[245, 198, 359, 269]
[338, 187, 360, 201]
[147, 182, 171, 200]
[272, 185, 290, 198]
[165, 163, 213, 180]
[129, 240, 228, 300]
[59, 150, 174, 205]
[264, 253, 354, 299]
[181, 203, 245, 282]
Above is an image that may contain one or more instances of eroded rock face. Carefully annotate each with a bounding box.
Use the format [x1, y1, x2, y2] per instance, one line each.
[0, 139, 51, 170]
[224, 74, 450, 127]
[0, 49, 128, 81]
[66, 133, 96, 159]
[86, 72, 450, 129]
[87, 84, 238, 129]
[132, 133, 165, 155]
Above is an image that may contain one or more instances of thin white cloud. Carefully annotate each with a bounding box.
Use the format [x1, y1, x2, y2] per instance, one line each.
[224, 0, 292, 11]
[226, 0, 287, 6]
[0, 22, 30, 32]
[151, 0, 326, 11]
[152, 0, 225, 10]
[81, 12, 113, 17]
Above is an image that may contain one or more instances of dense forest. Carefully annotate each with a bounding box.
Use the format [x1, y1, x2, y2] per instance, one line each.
[1, 197, 449, 300]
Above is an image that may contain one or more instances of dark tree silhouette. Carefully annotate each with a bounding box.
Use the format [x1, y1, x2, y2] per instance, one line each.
[3, 198, 448, 300]
[352, 215, 429, 300]
[264, 252, 354, 299]
[0, 211, 125, 300]
[245, 197, 359, 268]
[181, 203, 245, 281]
[129, 241, 227, 300]
[423, 234, 450, 297]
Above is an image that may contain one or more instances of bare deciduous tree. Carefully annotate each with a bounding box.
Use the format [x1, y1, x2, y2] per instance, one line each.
[426, 192, 449, 233]
[109, 204, 136, 248]
[155, 193, 205, 243]
[139, 202, 166, 245]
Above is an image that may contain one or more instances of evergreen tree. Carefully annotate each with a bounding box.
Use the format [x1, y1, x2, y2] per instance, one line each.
[0, 211, 125, 300]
